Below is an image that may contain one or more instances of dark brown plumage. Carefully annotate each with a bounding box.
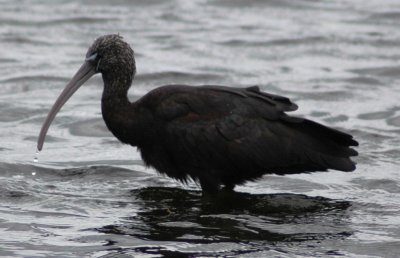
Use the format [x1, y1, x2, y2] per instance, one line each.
[38, 34, 358, 194]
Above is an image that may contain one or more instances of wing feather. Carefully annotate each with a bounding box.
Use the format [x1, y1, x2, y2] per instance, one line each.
[143, 84, 357, 184]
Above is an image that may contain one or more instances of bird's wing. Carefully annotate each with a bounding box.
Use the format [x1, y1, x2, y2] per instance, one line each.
[149, 85, 357, 178]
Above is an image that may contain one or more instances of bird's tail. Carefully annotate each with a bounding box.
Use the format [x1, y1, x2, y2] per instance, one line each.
[283, 117, 358, 172]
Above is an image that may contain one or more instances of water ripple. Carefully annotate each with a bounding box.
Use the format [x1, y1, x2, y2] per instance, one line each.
[1, 0, 400, 257]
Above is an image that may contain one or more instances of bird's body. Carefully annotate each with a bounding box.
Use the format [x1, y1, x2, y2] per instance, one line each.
[38, 35, 358, 194]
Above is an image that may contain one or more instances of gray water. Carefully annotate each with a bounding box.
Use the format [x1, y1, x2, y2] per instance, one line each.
[0, 0, 399, 257]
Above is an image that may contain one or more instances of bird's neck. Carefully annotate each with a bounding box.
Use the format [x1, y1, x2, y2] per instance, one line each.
[101, 73, 138, 145]
[101, 72, 132, 100]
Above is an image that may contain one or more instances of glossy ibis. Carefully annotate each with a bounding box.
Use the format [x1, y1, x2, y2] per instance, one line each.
[37, 34, 358, 194]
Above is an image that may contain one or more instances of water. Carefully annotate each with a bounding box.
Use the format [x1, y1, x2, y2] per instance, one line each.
[1, 0, 399, 257]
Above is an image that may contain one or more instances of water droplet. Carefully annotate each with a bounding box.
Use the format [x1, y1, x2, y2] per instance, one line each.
[34, 149, 40, 163]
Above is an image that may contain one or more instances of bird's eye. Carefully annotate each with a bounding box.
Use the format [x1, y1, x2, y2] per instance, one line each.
[85, 53, 98, 62]
[85, 52, 102, 72]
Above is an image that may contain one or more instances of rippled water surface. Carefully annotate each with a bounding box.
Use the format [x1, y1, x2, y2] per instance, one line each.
[1, 0, 400, 257]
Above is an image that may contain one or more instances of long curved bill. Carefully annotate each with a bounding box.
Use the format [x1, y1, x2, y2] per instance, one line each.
[37, 61, 96, 151]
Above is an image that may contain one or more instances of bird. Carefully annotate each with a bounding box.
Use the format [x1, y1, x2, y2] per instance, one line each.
[37, 34, 358, 194]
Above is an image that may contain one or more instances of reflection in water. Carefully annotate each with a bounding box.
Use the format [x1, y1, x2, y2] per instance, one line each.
[97, 187, 351, 257]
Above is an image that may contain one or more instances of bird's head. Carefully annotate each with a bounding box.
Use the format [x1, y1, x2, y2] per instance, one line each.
[37, 34, 136, 151]
[85, 34, 136, 77]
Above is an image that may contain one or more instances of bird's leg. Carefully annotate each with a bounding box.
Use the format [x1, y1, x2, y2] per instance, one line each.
[199, 174, 221, 195]
[222, 182, 235, 192]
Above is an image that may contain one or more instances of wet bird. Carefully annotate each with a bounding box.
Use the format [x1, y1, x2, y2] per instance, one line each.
[37, 34, 358, 194]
